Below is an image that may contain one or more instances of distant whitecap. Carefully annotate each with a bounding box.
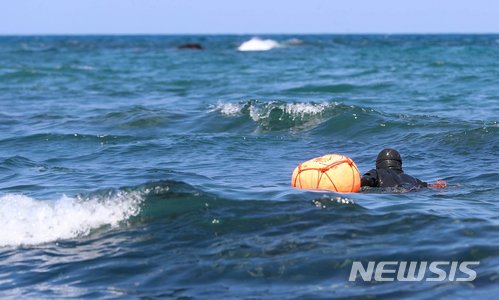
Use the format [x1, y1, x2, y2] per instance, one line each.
[237, 37, 281, 51]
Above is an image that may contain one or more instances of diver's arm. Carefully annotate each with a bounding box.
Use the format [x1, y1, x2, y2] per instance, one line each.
[361, 169, 379, 187]
[416, 178, 428, 188]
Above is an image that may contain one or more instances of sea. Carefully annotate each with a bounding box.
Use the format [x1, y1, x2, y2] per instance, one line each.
[0, 35, 498, 299]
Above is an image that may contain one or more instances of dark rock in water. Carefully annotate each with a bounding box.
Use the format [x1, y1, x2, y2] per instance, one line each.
[177, 43, 203, 50]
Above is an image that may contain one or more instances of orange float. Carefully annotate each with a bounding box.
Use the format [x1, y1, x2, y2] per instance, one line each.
[292, 154, 361, 193]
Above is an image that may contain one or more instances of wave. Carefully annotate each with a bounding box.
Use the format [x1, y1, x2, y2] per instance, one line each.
[209, 100, 439, 133]
[89, 105, 188, 130]
[207, 100, 439, 134]
[0, 180, 207, 247]
[421, 123, 499, 155]
[238, 37, 282, 51]
[0, 178, 236, 248]
[1, 155, 41, 169]
[210, 100, 343, 131]
[0, 179, 363, 247]
[208, 100, 497, 138]
[0, 191, 143, 247]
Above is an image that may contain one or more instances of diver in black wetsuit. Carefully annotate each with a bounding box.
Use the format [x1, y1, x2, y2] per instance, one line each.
[361, 148, 427, 189]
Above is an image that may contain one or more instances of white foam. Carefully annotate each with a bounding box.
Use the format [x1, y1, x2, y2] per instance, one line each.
[249, 105, 260, 121]
[213, 101, 335, 122]
[237, 37, 281, 51]
[0, 192, 143, 247]
[210, 102, 243, 116]
[252, 102, 333, 121]
[210, 101, 257, 119]
[284, 103, 330, 116]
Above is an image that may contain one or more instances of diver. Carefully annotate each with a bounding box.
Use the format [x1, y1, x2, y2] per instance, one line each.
[361, 148, 427, 189]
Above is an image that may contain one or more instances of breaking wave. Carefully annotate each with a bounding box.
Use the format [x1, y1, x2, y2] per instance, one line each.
[238, 37, 282, 51]
[0, 191, 143, 247]
[0, 180, 220, 247]
[210, 100, 347, 131]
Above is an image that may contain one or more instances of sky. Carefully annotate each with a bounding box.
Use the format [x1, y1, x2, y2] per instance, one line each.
[0, 0, 498, 35]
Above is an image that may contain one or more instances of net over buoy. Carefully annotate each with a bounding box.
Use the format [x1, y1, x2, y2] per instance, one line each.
[291, 154, 361, 193]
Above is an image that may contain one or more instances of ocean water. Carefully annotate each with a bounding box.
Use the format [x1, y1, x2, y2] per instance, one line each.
[0, 35, 498, 299]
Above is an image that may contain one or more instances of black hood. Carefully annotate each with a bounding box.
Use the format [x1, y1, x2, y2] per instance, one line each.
[376, 148, 402, 170]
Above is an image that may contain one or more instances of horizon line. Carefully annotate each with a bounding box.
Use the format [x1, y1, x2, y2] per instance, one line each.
[1, 32, 499, 36]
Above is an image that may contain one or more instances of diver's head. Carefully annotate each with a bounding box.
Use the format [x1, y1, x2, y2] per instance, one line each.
[376, 148, 402, 170]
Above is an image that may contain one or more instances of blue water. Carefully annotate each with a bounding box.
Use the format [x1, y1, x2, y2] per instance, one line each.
[0, 35, 498, 298]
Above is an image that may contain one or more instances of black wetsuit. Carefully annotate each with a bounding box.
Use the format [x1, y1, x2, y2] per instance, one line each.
[361, 168, 427, 189]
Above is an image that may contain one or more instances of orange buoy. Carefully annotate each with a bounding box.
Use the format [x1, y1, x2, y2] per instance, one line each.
[291, 154, 361, 193]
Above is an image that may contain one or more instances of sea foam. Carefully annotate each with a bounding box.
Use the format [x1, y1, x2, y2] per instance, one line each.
[212, 101, 334, 121]
[0, 192, 143, 247]
[237, 37, 281, 51]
